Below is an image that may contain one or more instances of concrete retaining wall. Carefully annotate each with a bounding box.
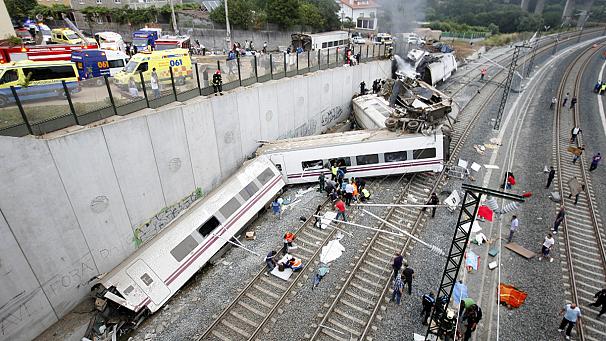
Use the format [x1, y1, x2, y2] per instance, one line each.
[0, 60, 390, 341]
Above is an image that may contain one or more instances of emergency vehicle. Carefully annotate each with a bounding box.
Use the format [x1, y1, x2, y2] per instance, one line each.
[0, 43, 98, 64]
[0, 60, 80, 107]
[94, 32, 126, 52]
[154, 36, 191, 51]
[51, 28, 95, 45]
[71, 49, 129, 81]
[113, 49, 192, 87]
[132, 28, 162, 51]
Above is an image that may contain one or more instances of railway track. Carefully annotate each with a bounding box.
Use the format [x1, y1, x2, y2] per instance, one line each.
[197, 174, 410, 341]
[554, 44, 606, 341]
[308, 29, 605, 341]
[196, 29, 604, 341]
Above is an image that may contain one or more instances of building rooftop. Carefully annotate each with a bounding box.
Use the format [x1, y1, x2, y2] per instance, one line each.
[339, 0, 379, 9]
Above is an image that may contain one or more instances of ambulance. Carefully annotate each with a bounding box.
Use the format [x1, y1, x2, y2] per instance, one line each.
[113, 48, 192, 88]
[0, 60, 80, 107]
[51, 28, 95, 45]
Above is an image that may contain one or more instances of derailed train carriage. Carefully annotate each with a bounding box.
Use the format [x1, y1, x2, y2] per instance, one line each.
[256, 129, 449, 185]
[86, 156, 285, 338]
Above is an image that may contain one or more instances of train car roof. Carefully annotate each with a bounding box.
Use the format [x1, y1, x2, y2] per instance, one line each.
[98, 155, 276, 278]
[257, 129, 438, 155]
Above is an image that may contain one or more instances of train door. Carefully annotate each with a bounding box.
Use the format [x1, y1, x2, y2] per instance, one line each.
[126, 259, 171, 305]
[269, 154, 286, 180]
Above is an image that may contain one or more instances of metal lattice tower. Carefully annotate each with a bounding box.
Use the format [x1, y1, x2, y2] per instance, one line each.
[426, 184, 525, 339]
[526, 34, 540, 77]
[494, 45, 524, 130]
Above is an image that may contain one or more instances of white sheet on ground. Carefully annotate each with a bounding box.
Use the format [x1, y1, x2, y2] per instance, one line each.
[461, 220, 482, 233]
[271, 266, 293, 281]
[320, 239, 345, 264]
[321, 211, 338, 229]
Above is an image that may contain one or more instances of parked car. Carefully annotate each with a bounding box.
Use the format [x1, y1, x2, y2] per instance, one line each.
[352, 36, 366, 44]
[407, 36, 426, 45]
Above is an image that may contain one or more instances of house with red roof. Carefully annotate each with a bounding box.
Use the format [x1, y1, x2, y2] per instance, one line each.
[337, 0, 379, 33]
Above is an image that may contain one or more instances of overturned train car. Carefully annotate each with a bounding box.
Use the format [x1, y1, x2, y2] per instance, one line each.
[86, 156, 285, 338]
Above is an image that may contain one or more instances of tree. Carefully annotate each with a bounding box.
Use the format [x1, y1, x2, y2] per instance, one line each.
[307, 0, 340, 31]
[29, 4, 73, 20]
[266, 0, 299, 29]
[298, 2, 324, 30]
[5, 0, 37, 21]
[210, 0, 254, 29]
[342, 17, 355, 30]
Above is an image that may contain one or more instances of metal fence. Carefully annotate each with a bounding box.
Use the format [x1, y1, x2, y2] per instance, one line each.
[0, 44, 389, 137]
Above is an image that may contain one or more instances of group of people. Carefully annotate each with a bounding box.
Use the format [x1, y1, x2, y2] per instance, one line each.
[390, 252, 415, 305]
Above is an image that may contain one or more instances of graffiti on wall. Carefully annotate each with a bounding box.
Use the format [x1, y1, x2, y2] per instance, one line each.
[320, 106, 344, 127]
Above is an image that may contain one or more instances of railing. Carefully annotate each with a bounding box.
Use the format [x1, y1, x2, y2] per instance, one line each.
[0, 44, 388, 137]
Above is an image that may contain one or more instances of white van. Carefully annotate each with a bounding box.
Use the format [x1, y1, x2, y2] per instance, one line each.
[94, 32, 126, 52]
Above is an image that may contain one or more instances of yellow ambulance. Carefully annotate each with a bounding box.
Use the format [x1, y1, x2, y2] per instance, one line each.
[51, 28, 95, 45]
[113, 48, 192, 87]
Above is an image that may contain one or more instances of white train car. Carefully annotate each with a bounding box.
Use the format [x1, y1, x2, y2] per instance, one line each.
[92, 156, 284, 319]
[257, 129, 445, 185]
[422, 53, 457, 86]
[352, 94, 394, 129]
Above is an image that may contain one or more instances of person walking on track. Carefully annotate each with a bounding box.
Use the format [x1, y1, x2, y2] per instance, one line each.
[589, 153, 602, 171]
[392, 251, 403, 279]
[569, 96, 577, 109]
[570, 127, 582, 143]
[558, 303, 582, 340]
[562, 92, 569, 107]
[567, 177, 585, 205]
[590, 289, 606, 318]
[507, 215, 519, 243]
[402, 263, 415, 295]
[538, 233, 555, 262]
[546, 166, 556, 188]
[572, 144, 585, 164]
[422, 192, 440, 218]
[550, 97, 557, 109]
[335, 198, 347, 222]
[552, 206, 565, 234]
[391, 273, 404, 305]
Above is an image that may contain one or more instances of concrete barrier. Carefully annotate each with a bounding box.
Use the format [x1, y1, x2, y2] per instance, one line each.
[0, 60, 390, 341]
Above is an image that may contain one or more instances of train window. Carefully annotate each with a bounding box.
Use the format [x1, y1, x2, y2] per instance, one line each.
[322, 42, 327, 48]
[198, 216, 221, 237]
[123, 285, 134, 295]
[257, 167, 275, 185]
[239, 181, 259, 201]
[385, 151, 408, 162]
[170, 235, 199, 262]
[413, 148, 437, 159]
[302, 160, 324, 171]
[356, 154, 379, 165]
[219, 197, 241, 219]
[140, 273, 153, 286]
[329, 157, 352, 167]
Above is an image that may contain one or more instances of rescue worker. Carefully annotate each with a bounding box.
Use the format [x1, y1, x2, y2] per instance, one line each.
[392, 252, 403, 278]
[569, 96, 577, 109]
[422, 192, 440, 218]
[330, 162, 338, 181]
[570, 126, 582, 143]
[572, 144, 585, 164]
[265, 250, 277, 276]
[318, 172, 325, 192]
[601, 82, 606, 95]
[360, 81, 367, 95]
[589, 153, 602, 171]
[462, 304, 482, 341]
[567, 177, 585, 205]
[421, 291, 435, 325]
[590, 288, 606, 318]
[562, 92, 569, 107]
[212, 70, 223, 96]
[285, 257, 303, 272]
[282, 232, 296, 255]
[361, 188, 371, 202]
[594, 80, 602, 93]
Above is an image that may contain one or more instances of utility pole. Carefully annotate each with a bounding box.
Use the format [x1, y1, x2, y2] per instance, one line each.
[525, 31, 539, 77]
[426, 184, 525, 340]
[494, 45, 526, 130]
[169, 0, 179, 35]
[577, 11, 590, 43]
[224, 0, 232, 53]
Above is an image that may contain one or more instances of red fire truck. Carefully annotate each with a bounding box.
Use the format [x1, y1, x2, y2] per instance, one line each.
[0, 43, 98, 64]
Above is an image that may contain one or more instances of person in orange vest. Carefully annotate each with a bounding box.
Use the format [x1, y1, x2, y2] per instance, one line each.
[282, 232, 296, 255]
[285, 257, 303, 272]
